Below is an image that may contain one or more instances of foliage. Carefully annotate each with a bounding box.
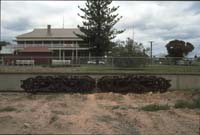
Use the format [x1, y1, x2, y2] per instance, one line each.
[0, 106, 17, 112]
[0, 41, 10, 50]
[174, 98, 200, 109]
[165, 40, 194, 65]
[111, 38, 150, 67]
[49, 115, 58, 124]
[174, 100, 191, 108]
[166, 40, 194, 58]
[141, 104, 170, 111]
[75, 0, 124, 58]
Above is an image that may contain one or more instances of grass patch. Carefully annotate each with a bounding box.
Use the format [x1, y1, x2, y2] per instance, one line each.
[49, 115, 59, 124]
[174, 98, 200, 109]
[0, 106, 17, 112]
[111, 105, 135, 110]
[96, 115, 117, 123]
[141, 104, 170, 111]
[95, 93, 124, 103]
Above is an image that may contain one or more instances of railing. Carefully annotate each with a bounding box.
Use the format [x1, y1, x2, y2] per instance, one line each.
[13, 43, 89, 49]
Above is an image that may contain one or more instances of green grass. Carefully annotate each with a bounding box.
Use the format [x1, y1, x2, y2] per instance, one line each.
[0, 106, 17, 112]
[141, 104, 170, 111]
[1, 64, 200, 73]
[74, 64, 200, 74]
[174, 98, 200, 109]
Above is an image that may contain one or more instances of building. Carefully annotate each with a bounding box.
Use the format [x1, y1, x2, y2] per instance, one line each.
[12, 25, 91, 65]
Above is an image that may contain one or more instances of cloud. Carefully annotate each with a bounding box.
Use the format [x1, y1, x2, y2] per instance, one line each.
[185, 2, 200, 14]
[3, 17, 33, 31]
[1, 1, 200, 57]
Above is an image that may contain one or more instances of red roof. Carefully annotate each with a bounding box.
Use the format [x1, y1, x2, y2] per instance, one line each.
[20, 47, 51, 52]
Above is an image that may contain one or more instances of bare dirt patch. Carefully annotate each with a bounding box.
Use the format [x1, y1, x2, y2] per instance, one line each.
[0, 90, 199, 134]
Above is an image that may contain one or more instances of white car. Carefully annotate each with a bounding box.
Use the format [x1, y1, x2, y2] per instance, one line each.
[87, 60, 105, 64]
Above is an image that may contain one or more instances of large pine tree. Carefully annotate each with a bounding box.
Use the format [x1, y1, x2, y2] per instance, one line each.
[75, 0, 124, 59]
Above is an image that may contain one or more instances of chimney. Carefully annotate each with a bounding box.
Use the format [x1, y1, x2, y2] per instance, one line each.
[47, 25, 51, 35]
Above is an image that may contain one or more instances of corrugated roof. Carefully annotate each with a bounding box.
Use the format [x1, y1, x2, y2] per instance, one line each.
[16, 28, 83, 39]
[20, 46, 51, 52]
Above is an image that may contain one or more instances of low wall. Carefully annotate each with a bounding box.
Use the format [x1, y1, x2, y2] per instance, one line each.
[0, 73, 199, 91]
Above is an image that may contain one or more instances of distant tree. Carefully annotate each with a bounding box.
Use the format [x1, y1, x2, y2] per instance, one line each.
[166, 40, 194, 58]
[0, 41, 10, 51]
[110, 38, 149, 67]
[75, 0, 124, 64]
[111, 38, 148, 57]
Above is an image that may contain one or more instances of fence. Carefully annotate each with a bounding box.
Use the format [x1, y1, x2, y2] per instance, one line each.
[0, 56, 200, 73]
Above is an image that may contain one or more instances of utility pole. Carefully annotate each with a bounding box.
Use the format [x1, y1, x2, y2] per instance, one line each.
[132, 24, 135, 45]
[149, 41, 154, 65]
[62, 16, 64, 29]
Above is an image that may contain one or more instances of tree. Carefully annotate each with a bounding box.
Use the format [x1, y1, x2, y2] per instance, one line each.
[110, 38, 150, 67]
[111, 38, 149, 57]
[75, 0, 124, 63]
[166, 40, 194, 58]
[0, 41, 10, 51]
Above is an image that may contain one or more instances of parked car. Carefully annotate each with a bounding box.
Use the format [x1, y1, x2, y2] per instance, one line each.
[87, 60, 105, 64]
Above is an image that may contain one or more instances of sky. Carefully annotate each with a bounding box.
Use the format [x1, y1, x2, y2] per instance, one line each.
[1, 1, 200, 57]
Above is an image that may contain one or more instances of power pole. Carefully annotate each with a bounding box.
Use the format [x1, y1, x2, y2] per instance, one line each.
[149, 41, 154, 65]
[132, 24, 135, 45]
[62, 16, 64, 29]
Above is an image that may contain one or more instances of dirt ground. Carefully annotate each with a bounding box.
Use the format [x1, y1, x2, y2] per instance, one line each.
[0, 90, 199, 135]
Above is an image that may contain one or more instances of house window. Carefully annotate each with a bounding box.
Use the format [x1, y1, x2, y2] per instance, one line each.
[53, 41, 59, 44]
[26, 41, 33, 44]
[44, 41, 51, 44]
[35, 41, 42, 44]
[17, 41, 25, 44]
[64, 41, 73, 44]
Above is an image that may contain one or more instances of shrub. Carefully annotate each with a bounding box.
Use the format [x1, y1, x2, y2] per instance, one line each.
[0, 106, 17, 112]
[174, 100, 192, 109]
[174, 98, 200, 109]
[192, 98, 200, 108]
[141, 104, 170, 111]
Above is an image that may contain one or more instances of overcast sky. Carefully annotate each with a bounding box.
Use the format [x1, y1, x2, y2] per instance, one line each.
[1, 1, 200, 57]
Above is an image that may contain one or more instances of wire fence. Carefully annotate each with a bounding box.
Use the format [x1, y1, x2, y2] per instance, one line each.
[0, 56, 200, 73]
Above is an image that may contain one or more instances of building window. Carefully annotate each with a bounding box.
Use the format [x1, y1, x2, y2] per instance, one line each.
[53, 41, 59, 44]
[26, 41, 33, 44]
[44, 41, 51, 44]
[64, 41, 73, 44]
[17, 41, 25, 44]
[35, 41, 42, 44]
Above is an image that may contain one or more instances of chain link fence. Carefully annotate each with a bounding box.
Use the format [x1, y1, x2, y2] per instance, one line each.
[0, 56, 200, 73]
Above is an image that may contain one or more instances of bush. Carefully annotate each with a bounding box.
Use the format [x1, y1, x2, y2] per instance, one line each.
[174, 100, 192, 109]
[0, 106, 17, 112]
[141, 104, 170, 111]
[174, 98, 200, 109]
